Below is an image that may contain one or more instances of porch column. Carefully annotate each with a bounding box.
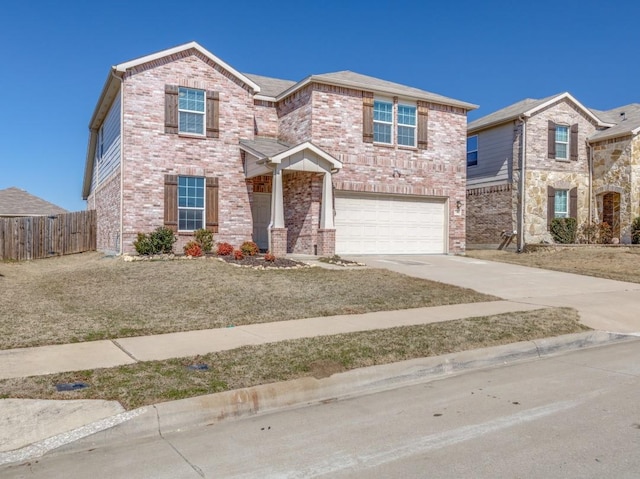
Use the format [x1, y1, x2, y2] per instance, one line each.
[269, 166, 287, 256]
[319, 172, 334, 229]
[318, 171, 336, 256]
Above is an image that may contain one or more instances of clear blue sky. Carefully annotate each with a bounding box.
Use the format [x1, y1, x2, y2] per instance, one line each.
[1, 0, 639, 212]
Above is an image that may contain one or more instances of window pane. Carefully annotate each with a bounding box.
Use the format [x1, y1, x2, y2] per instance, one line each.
[556, 143, 567, 160]
[179, 209, 204, 231]
[554, 190, 568, 217]
[467, 136, 478, 151]
[179, 111, 204, 135]
[397, 105, 416, 126]
[555, 126, 568, 142]
[374, 101, 393, 122]
[374, 123, 392, 144]
[178, 177, 204, 208]
[179, 88, 205, 112]
[397, 125, 415, 146]
[467, 151, 478, 166]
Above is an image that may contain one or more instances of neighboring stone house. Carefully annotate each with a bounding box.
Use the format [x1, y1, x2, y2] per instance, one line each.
[466, 92, 640, 249]
[83, 42, 476, 255]
[0, 187, 67, 217]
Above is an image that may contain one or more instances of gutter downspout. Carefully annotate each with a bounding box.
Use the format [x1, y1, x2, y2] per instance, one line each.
[517, 116, 527, 253]
[587, 140, 593, 228]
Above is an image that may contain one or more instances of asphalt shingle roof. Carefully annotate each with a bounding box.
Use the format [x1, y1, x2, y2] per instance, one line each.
[589, 103, 640, 141]
[468, 94, 562, 132]
[243, 74, 297, 98]
[239, 138, 293, 158]
[0, 187, 68, 217]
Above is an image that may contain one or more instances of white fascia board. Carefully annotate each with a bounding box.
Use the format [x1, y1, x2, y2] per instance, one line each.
[270, 142, 343, 169]
[114, 41, 261, 94]
[524, 92, 613, 127]
[254, 94, 278, 102]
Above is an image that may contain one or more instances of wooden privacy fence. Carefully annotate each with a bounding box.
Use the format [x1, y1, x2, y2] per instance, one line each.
[0, 210, 97, 261]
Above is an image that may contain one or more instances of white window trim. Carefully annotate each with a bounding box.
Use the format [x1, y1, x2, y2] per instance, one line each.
[373, 98, 394, 145]
[178, 87, 206, 136]
[555, 125, 569, 161]
[178, 176, 206, 232]
[554, 189, 569, 218]
[397, 102, 417, 148]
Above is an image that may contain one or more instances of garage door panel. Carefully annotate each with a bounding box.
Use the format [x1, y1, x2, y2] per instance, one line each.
[335, 193, 446, 255]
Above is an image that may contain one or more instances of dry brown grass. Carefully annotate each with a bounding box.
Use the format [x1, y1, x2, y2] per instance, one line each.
[466, 247, 640, 283]
[0, 252, 496, 350]
[0, 308, 587, 409]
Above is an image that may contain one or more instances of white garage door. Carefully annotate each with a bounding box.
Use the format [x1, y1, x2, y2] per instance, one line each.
[335, 193, 447, 255]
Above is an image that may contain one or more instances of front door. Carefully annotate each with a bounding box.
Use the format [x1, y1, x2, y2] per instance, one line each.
[252, 193, 271, 251]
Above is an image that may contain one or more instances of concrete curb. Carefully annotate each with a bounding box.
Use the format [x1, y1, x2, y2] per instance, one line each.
[42, 330, 637, 460]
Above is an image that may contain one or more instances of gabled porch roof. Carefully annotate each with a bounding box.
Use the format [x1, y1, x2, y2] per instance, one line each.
[240, 138, 342, 178]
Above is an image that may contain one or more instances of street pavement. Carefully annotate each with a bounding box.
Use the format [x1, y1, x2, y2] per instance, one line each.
[2, 254, 639, 467]
[3, 339, 639, 478]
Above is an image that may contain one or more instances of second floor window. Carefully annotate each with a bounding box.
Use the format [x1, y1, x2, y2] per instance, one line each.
[397, 104, 416, 147]
[179, 88, 205, 135]
[467, 135, 478, 167]
[555, 125, 569, 160]
[373, 100, 393, 144]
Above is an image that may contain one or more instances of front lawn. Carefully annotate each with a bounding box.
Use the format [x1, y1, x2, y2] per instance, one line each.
[0, 252, 497, 350]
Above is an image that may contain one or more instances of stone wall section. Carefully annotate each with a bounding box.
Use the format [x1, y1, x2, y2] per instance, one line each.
[592, 135, 640, 242]
[119, 50, 256, 254]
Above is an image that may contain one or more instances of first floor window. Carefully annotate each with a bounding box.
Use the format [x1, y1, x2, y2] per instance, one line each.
[467, 135, 478, 167]
[397, 104, 416, 147]
[555, 125, 568, 160]
[178, 176, 205, 230]
[373, 100, 393, 144]
[178, 87, 205, 135]
[554, 189, 568, 218]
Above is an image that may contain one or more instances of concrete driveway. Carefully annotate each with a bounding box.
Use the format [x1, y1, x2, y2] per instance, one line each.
[348, 255, 640, 333]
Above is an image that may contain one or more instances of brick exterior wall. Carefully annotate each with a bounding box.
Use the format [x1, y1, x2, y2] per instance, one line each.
[119, 50, 256, 254]
[277, 85, 313, 145]
[89, 172, 121, 254]
[283, 172, 322, 254]
[307, 84, 468, 253]
[466, 184, 513, 247]
[254, 100, 279, 138]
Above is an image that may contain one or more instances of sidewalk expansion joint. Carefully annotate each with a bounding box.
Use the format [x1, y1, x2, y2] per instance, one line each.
[111, 340, 140, 362]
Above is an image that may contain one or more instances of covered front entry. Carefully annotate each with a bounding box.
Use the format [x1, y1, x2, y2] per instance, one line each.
[334, 192, 447, 254]
[241, 139, 342, 256]
[602, 191, 621, 241]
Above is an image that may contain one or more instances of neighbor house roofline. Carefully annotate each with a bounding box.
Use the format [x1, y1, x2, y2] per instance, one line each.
[469, 92, 614, 134]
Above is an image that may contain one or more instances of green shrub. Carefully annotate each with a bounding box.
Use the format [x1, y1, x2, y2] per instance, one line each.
[550, 217, 577, 244]
[133, 227, 177, 255]
[632, 217, 640, 244]
[240, 241, 259, 256]
[194, 229, 214, 253]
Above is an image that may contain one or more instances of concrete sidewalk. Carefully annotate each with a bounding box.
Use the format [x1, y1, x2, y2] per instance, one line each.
[0, 300, 544, 380]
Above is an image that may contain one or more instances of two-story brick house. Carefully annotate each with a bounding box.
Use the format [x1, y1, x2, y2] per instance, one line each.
[82, 42, 476, 256]
[465, 92, 640, 249]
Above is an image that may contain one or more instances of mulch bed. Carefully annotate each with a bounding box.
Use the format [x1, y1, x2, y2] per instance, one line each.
[216, 254, 309, 269]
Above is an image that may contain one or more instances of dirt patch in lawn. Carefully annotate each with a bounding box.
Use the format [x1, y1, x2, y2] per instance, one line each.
[0, 308, 587, 409]
[0, 252, 497, 350]
[466, 247, 640, 284]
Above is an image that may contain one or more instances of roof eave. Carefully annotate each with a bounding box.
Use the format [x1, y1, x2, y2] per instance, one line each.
[524, 92, 613, 127]
[275, 75, 477, 111]
[468, 114, 528, 135]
